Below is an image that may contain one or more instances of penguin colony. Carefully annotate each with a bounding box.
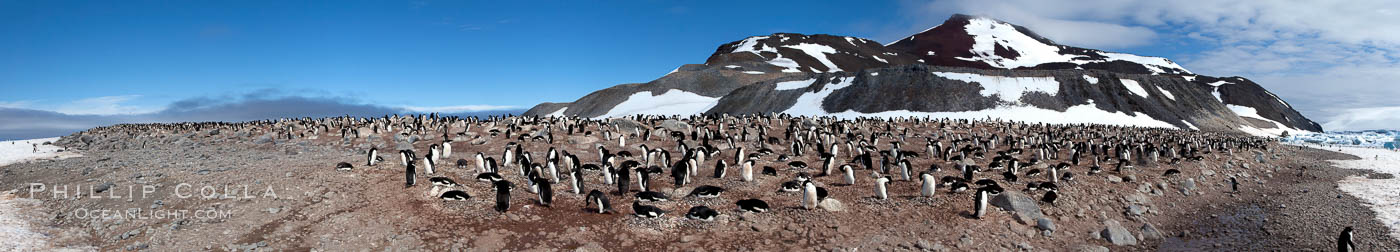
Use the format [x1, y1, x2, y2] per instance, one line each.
[78, 113, 1281, 238]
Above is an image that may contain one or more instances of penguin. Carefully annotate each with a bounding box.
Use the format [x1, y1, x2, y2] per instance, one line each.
[615, 165, 631, 196]
[920, 172, 937, 197]
[636, 191, 670, 202]
[423, 156, 436, 174]
[736, 198, 770, 213]
[688, 185, 725, 198]
[400, 150, 416, 167]
[874, 176, 891, 200]
[636, 168, 651, 192]
[404, 162, 416, 188]
[779, 180, 803, 192]
[475, 152, 487, 172]
[494, 180, 512, 213]
[336, 162, 354, 171]
[1163, 169, 1181, 177]
[974, 187, 990, 219]
[686, 206, 720, 221]
[1041, 190, 1059, 206]
[1062, 172, 1075, 181]
[950, 181, 970, 193]
[632, 201, 667, 218]
[429, 177, 460, 187]
[584, 190, 614, 214]
[741, 160, 755, 182]
[601, 164, 616, 185]
[570, 167, 584, 194]
[1001, 171, 1019, 182]
[367, 147, 381, 166]
[761, 166, 778, 176]
[842, 165, 856, 185]
[439, 189, 470, 201]
[476, 172, 504, 182]
[1025, 169, 1042, 177]
[801, 181, 819, 210]
[456, 159, 470, 169]
[441, 140, 453, 159]
[1230, 177, 1239, 193]
[534, 177, 553, 207]
[1338, 226, 1356, 252]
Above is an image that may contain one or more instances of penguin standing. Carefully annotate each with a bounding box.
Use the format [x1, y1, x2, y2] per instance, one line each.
[494, 180, 512, 213]
[475, 152, 487, 172]
[404, 162, 416, 188]
[974, 187, 990, 219]
[367, 147, 380, 166]
[1338, 226, 1355, 252]
[570, 168, 584, 194]
[842, 165, 856, 185]
[1230, 177, 1239, 193]
[920, 172, 937, 197]
[534, 177, 553, 207]
[801, 181, 819, 209]
[423, 156, 436, 174]
[741, 160, 755, 182]
[615, 166, 631, 196]
[584, 189, 613, 214]
[874, 176, 891, 200]
[714, 160, 728, 178]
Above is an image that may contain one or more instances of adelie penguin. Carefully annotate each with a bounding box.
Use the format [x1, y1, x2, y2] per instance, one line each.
[404, 162, 417, 188]
[840, 164, 857, 185]
[439, 190, 470, 201]
[688, 185, 724, 198]
[493, 180, 513, 213]
[366, 147, 382, 166]
[632, 201, 666, 218]
[534, 177, 553, 207]
[335, 162, 354, 171]
[801, 181, 819, 210]
[973, 187, 990, 219]
[1230, 177, 1239, 193]
[636, 191, 670, 202]
[1338, 226, 1355, 252]
[736, 198, 770, 213]
[874, 176, 891, 200]
[686, 206, 720, 221]
[920, 172, 937, 197]
[584, 190, 614, 214]
[1041, 190, 1059, 206]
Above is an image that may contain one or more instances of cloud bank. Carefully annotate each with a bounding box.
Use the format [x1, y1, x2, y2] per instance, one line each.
[0, 90, 522, 140]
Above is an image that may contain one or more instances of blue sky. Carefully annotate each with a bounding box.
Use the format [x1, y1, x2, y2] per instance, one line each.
[2, 0, 1398, 139]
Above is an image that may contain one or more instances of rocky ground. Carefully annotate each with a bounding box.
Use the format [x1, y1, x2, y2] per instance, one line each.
[1, 123, 1397, 251]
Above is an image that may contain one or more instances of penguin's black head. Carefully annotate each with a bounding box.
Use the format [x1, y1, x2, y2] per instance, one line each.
[1344, 226, 1354, 233]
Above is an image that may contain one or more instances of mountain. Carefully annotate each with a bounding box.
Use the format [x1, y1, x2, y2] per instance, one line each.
[523, 14, 1322, 136]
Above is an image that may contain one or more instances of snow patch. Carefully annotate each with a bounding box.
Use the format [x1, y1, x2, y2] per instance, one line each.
[1083, 75, 1098, 84]
[775, 79, 818, 91]
[597, 90, 719, 118]
[783, 77, 855, 116]
[782, 43, 843, 72]
[791, 99, 1178, 129]
[1182, 120, 1200, 130]
[869, 72, 879, 76]
[742, 71, 766, 75]
[1182, 75, 1197, 82]
[1156, 86, 1176, 100]
[1, 137, 78, 167]
[724, 65, 741, 69]
[767, 57, 803, 73]
[957, 18, 1073, 69]
[546, 107, 568, 117]
[1120, 79, 1149, 98]
[1228, 104, 1307, 136]
[933, 72, 1059, 103]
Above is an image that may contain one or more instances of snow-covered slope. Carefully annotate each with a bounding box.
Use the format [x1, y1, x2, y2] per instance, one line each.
[524, 14, 1322, 136]
[886, 14, 1192, 75]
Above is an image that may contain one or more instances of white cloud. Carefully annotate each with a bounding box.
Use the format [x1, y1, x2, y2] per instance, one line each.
[51, 95, 161, 115]
[400, 105, 518, 113]
[0, 100, 34, 109]
[1323, 106, 1400, 131]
